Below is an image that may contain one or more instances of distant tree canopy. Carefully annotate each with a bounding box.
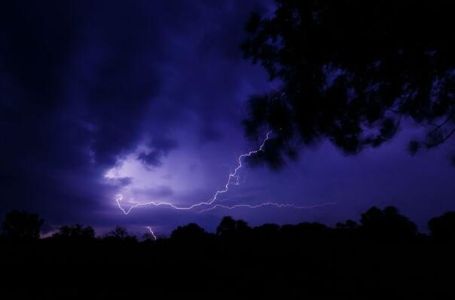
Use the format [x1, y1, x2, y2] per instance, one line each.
[104, 226, 137, 243]
[242, 0, 455, 168]
[0, 208, 455, 245]
[216, 216, 250, 238]
[428, 212, 455, 241]
[1, 210, 43, 241]
[360, 206, 417, 241]
[52, 224, 95, 241]
[171, 223, 208, 241]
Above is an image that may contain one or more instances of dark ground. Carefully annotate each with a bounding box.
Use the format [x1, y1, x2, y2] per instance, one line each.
[1, 208, 455, 299]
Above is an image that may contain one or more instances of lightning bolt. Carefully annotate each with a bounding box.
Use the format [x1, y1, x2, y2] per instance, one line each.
[145, 226, 157, 240]
[115, 131, 272, 214]
[199, 201, 336, 213]
[115, 131, 335, 215]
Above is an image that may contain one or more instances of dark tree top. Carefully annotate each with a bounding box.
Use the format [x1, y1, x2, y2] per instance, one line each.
[242, 0, 455, 168]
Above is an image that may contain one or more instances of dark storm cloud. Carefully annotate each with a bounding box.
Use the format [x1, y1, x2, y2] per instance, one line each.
[137, 151, 163, 167]
[0, 0, 166, 221]
[199, 126, 224, 143]
[150, 137, 179, 153]
[137, 0, 271, 141]
[0, 0, 269, 226]
[138, 136, 178, 167]
[117, 177, 134, 187]
[0, 1, 73, 107]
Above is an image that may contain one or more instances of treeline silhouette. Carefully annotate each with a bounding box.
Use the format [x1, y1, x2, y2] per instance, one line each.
[1, 207, 455, 298]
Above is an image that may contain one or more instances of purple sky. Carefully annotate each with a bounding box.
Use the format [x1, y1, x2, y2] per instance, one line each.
[1, 0, 454, 236]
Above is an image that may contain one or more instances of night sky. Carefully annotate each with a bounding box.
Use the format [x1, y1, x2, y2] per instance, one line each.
[1, 0, 454, 236]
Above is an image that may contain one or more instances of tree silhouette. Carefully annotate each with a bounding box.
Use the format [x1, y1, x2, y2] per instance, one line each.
[242, 0, 455, 167]
[1, 209, 455, 296]
[142, 232, 156, 242]
[336, 219, 358, 230]
[105, 226, 137, 243]
[280, 222, 329, 241]
[52, 224, 95, 241]
[1, 210, 43, 241]
[170, 223, 208, 241]
[216, 216, 251, 239]
[253, 223, 280, 238]
[428, 211, 455, 242]
[360, 206, 417, 241]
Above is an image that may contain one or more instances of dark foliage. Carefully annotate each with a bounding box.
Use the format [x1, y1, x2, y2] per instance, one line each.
[429, 211, 455, 242]
[104, 226, 137, 243]
[360, 206, 417, 241]
[216, 216, 251, 238]
[242, 0, 455, 167]
[1, 210, 43, 241]
[1, 207, 455, 298]
[171, 223, 208, 241]
[52, 224, 95, 242]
